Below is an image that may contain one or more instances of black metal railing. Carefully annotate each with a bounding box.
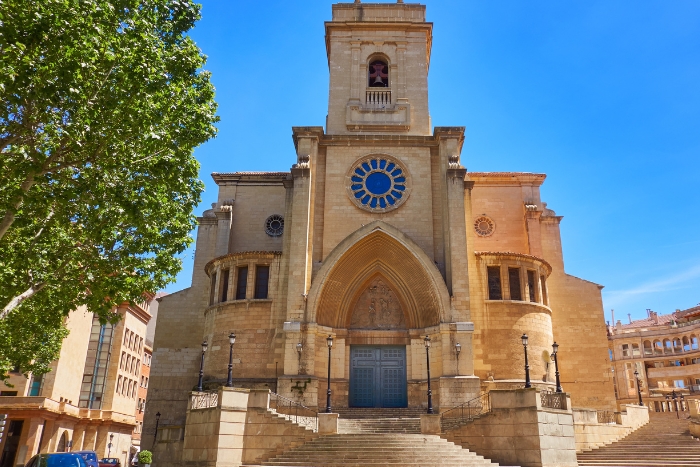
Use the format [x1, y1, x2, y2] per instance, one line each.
[540, 390, 566, 410]
[269, 392, 318, 432]
[440, 392, 490, 431]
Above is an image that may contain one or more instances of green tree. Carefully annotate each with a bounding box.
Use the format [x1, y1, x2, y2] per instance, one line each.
[0, 0, 217, 378]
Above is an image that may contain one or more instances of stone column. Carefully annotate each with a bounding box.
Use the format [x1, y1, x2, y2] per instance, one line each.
[214, 201, 234, 257]
[71, 424, 86, 451]
[95, 425, 110, 457]
[525, 205, 543, 258]
[15, 417, 43, 463]
[82, 425, 97, 451]
[350, 41, 362, 103]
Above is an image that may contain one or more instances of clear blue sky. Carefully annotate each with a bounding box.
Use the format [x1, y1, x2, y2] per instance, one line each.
[165, 0, 700, 324]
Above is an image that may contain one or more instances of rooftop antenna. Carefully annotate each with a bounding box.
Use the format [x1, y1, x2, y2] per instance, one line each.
[628, 313, 632, 324]
[611, 309, 615, 326]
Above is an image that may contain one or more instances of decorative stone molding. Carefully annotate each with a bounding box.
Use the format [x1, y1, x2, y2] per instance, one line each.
[474, 216, 495, 237]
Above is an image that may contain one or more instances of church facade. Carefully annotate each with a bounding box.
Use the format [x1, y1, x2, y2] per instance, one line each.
[145, 1, 615, 456]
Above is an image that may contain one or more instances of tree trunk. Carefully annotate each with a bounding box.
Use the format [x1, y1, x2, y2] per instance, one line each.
[0, 282, 46, 320]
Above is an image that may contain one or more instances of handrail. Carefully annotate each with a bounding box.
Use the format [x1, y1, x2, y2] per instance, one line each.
[440, 392, 491, 431]
[269, 392, 318, 432]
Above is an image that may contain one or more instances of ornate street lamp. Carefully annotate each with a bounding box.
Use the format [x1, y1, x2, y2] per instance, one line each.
[226, 332, 236, 388]
[153, 411, 161, 448]
[326, 335, 333, 413]
[521, 334, 531, 388]
[634, 369, 643, 406]
[197, 340, 208, 392]
[552, 342, 563, 393]
[425, 335, 434, 414]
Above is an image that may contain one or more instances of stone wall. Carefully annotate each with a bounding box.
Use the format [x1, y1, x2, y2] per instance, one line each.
[573, 404, 649, 452]
[442, 388, 578, 467]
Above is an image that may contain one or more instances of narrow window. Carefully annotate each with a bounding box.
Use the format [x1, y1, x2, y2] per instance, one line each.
[254, 265, 270, 299]
[621, 344, 629, 357]
[632, 344, 640, 357]
[236, 266, 248, 300]
[487, 266, 502, 300]
[508, 268, 522, 301]
[540, 275, 548, 305]
[209, 271, 217, 305]
[527, 270, 536, 302]
[220, 269, 230, 302]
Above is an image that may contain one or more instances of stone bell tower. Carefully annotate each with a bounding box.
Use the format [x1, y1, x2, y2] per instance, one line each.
[325, 1, 432, 135]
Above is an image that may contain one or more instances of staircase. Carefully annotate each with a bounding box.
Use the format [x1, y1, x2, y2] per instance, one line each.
[260, 433, 504, 466]
[577, 412, 700, 467]
[335, 407, 423, 434]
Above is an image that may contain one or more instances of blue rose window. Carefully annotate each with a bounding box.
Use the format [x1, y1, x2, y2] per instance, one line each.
[350, 158, 407, 210]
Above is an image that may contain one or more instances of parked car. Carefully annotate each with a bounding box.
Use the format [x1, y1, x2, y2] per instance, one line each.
[99, 459, 121, 467]
[74, 451, 99, 467]
[24, 453, 87, 467]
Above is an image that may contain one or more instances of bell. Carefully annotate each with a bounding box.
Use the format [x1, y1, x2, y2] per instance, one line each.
[374, 74, 384, 85]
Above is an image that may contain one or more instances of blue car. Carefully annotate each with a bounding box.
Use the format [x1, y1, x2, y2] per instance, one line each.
[24, 453, 87, 467]
[73, 451, 99, 467]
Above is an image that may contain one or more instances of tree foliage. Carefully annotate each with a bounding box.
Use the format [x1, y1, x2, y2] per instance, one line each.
[0, 0, 217, 378]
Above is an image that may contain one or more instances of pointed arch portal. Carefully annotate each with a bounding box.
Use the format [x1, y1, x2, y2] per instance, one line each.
[308, 221, 449, 330]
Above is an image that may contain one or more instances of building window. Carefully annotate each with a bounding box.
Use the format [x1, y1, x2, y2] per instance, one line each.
[673, 338, 683, 353]
[117, 376, 123, 395]
[622, 344, 629, 357]
[540, 275, 548, 305]
[79, 316, 114, 409]
[209, 271, 217, 305]
[683, 336, 691, 352]
[674, 380, 685, 388]
[28, 373, 43, 397]
[0, 391, 18, 396]
[631, 344, 640, 357]
[254, 265, 270, 299]
[643, 340, 653, 356]
[236, 266, 248, 300]
[508, 268, 522, 301]
[220, 269, 230, 302]
[526, 270, 536, 302]
[487, 266, 502, 300]
[368, 59, 389, 87]
[653, 340, 663, 355]
[692, 336, 699, 350]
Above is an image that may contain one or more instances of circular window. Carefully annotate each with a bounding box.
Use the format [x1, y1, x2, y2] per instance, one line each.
[345, 155, 411, 213]
[265, 215, 284, 237]
[474, 216, 495, 237]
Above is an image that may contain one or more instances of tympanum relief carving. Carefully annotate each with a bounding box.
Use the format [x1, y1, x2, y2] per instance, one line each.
[349, 279, 406, 330]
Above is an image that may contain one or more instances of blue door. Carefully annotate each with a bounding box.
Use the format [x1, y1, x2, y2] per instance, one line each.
[350, 346, 407, 408]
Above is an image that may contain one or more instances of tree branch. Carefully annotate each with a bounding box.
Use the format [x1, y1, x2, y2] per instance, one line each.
[0, 172, 38, 241]
[0, 282, 47, 320]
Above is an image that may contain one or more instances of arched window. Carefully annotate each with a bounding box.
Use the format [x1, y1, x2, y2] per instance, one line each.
[368, 59, 389, 87]
[664, 339, 673, 354]
[643, 340, 653, 356]
[673, 338, 683, 352]
[57, 431, 68, 452]
[683, 336, 691, 352]
[653, 340, 663, 355]
[692, 335, 699, 350]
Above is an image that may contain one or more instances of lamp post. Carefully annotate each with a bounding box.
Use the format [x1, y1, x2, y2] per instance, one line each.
[521, 334, 531, 388]
[552, 342, 562, 393]
[455, 342, 461, 376]
[325, 335, 333, 413]
[425, 335, 434, 414]
[226, 332, 236, 388]
[197, 340, 208, 392]
[634, 369, 644, 406]
[107, 433, 113, 457]
[153, 411, 161, 448]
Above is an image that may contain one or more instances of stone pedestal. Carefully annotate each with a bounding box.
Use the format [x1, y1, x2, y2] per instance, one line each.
[318, 413, 339, 434]
[420, 413, 441, 434]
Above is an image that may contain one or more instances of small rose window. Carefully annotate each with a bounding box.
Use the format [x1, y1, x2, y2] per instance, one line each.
[474, 216, 495, 237]
[265, 215, 284, 237]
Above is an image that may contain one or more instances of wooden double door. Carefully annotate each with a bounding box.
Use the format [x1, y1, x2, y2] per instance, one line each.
[349, 346, 407, 408]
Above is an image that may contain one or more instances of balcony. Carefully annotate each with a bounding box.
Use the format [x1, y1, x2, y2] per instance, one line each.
[345, 89, 410, 132]
[646, 362, 700, 379]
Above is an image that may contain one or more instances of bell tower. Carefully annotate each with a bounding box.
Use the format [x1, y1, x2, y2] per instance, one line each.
[325, 1, 433, 135]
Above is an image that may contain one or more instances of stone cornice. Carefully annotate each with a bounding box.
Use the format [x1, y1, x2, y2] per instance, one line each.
[475, 251, 552, 275]
[468, 172, 547, 186]
[211, 172, 291, 185]
[205, 251, 283, 274]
